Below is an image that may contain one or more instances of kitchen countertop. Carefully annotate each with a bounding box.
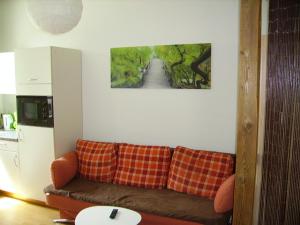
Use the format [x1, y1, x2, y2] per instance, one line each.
[0, 130, 18, 142]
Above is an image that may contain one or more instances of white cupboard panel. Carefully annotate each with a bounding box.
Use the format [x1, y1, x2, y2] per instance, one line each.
[0, 140, 18, 152]
[16, 83, 52, 96]
[18, 125, 54, 201]
[52, 47, 82, 158]
[15, 47, 52, 85]
[0, 150, 20, 193]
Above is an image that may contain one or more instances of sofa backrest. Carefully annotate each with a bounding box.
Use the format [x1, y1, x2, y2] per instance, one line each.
[74, 139, 235, 199]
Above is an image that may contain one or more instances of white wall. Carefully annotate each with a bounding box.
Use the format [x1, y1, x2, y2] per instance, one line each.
[0, 0, 239, 153]
[0, 96, 3, 113]
[0, 94, 17, 115]
[1, 95, 17, 113]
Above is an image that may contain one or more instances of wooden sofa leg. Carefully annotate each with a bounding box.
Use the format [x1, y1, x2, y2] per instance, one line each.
[52, 209, 77, 224]
[53, 219, 75, 224]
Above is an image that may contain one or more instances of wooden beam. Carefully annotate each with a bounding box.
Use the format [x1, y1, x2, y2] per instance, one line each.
[233, 1, 261, 225]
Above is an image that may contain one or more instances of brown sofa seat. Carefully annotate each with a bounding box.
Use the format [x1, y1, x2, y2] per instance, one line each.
[44, 177, 229, 225]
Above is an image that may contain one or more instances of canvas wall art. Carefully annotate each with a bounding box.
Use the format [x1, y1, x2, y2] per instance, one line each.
[111, 43, 211, 89]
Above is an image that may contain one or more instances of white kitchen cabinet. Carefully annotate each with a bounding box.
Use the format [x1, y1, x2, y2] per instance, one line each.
[14, 46, 82, 201]
[0, 140, 19, 193]
[17, 125, 55, 201]
[15, 47, 53, 96]
[15, 47, 52, 85]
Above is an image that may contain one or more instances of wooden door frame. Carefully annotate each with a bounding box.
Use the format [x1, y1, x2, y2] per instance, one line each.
[233, 1, 262, 225]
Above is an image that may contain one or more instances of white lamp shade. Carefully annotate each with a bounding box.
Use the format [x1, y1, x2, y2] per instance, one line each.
[0, 53, 16, 94]
[26, 0, 83, 34]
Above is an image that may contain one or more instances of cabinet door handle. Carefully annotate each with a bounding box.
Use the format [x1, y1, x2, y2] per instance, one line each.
[18, 130, 24, 141]
[28, 78, 38, 81]
[13, 154, 19, 168]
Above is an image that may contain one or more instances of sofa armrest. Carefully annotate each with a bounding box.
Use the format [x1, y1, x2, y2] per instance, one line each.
[51, 151, 78, 189]
[214, 174, 235, 213]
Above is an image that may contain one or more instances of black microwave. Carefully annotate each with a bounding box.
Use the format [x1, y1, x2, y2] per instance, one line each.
[17, 96, 54, 127]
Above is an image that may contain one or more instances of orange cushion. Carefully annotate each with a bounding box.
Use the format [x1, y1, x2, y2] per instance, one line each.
[76, 139, 117, 183]
[51, 151, 78, 189]
[113, 143, 171, 189]
[167, 146, 234, 199]
[214, 174, 235, 213]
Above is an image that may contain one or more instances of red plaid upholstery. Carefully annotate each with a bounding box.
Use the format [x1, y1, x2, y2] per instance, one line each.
[76, 139, 117, 183]
[113, 143, 171, 189]
[167, 146, 234, 199]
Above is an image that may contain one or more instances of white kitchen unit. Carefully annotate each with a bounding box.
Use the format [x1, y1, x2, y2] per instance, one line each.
[0, 139, 19, 193]
[15, 47, 82, 201]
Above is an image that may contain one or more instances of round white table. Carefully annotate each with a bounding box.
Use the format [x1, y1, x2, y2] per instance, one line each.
[75, 206, 142, 225]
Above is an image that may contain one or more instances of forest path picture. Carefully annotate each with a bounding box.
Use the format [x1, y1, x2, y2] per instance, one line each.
[143, 58, 171, 89]
[111, 43, 211, 89]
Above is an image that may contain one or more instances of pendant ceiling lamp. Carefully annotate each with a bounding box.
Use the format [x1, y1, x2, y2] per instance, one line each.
[26, 0, 83, 34]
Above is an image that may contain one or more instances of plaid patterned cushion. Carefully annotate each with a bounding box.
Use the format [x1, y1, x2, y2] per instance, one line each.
[113, 143, 171, 189]
[167, 146, 234, 199]
[76, 139, 117, 183]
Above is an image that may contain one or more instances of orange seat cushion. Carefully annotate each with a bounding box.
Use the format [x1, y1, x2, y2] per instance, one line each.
[76, 139, 117, 183]
[113, 143, 171, 189]
[214, 174, 235, 213]
[167, 146, 234, 199]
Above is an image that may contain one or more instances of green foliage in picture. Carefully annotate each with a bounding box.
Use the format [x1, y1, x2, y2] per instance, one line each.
[111, 43, 211, 89]
[111, 47, 153, 88]
[154, 44, 211, 89]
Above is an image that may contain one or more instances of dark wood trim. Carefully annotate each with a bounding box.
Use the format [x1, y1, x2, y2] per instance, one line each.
[233, 1, 261, 225]
[0, 189, 52, 208]
[258, 2, 300, 224]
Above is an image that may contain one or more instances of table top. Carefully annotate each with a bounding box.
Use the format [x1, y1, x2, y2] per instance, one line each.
[75, 206, 142, 225]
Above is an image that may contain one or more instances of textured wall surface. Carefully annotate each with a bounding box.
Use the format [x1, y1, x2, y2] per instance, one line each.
[259, 1, 300, 225]
[0, 0, 239, 153]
